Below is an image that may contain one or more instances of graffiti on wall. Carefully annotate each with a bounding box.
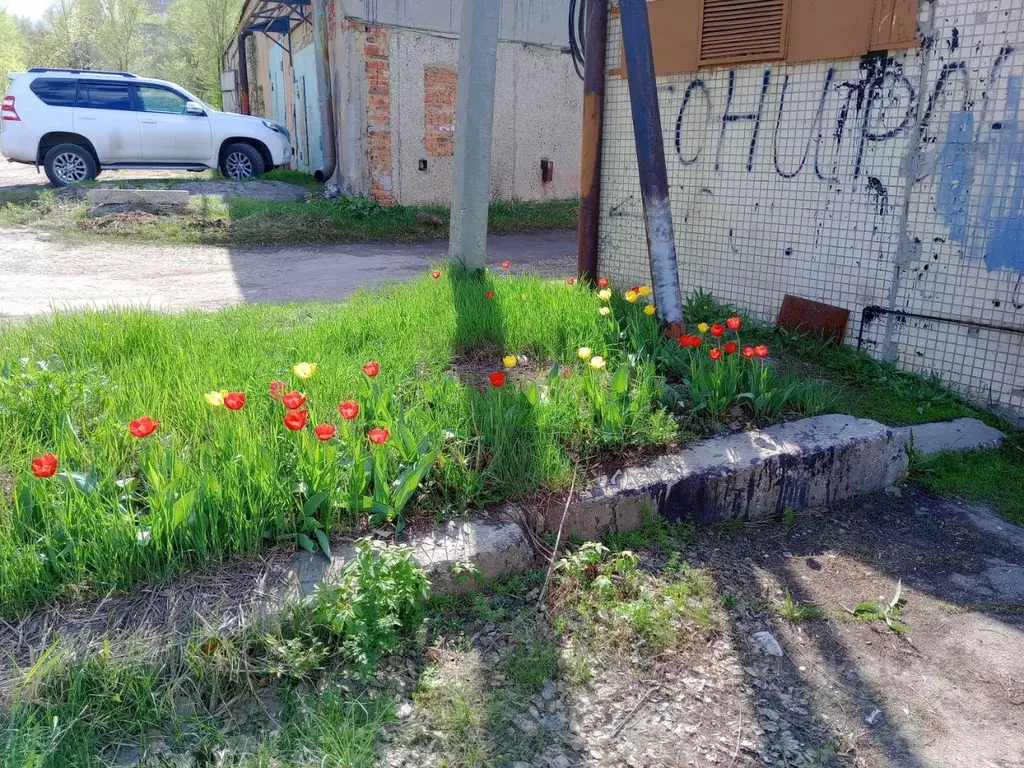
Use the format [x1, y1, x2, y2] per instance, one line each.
[669, 44, 1023, 272]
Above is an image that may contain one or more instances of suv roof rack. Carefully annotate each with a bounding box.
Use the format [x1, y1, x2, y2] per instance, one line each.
[27, 67, 138, 79]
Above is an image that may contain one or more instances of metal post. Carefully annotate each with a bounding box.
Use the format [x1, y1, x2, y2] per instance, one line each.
[448, 0, 501, 271]
[312, 0, 337, 182]
[237, 32, 251, 116]
[577, 0, 608, 284]
[619, 0, 684, 326]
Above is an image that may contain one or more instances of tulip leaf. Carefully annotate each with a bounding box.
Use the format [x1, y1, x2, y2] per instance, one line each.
[525, 381, 539, 407]
[314, 529, 331, 559]
[297, 533, 318, 554]
[611, 366, 630, 395]
[302, 490, 330, 519]
[62, 470, 98, 494]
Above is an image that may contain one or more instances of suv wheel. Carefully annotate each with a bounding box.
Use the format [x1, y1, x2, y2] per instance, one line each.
[43, 143, 98, 187]
[221, 143, 265, 180]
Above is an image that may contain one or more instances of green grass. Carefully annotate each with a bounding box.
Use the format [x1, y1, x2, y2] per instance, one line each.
[0, 183, 578, 246]
[0, 269, 678, 615]
[775, 590, 824, 622]
[498, 639, 559, 693]
[912, 437, 1024, 525]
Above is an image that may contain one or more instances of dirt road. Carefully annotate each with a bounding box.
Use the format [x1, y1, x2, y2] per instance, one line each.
[0, 227, 577, 320]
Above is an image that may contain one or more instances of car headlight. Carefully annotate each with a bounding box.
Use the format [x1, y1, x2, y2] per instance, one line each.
[262, 120, 290, 140]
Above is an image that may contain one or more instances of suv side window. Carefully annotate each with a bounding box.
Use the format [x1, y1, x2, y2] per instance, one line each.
[29, 78, 78, 107]
[136, 86, 189, 114]
[76, 82, 133, 111]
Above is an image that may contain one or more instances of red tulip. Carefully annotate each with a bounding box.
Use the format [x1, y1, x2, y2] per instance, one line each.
[755, 345, 770, 358]
[726, 316, 742, 331]
[283, 409, 309, 431]
[725, 341, 738, 355]
[690, 335, 702, 348]
[31, 454, 58, 479]
[631, 285, 640, 293]
[710, 324, 724, 337]
[282, 391, 306, 409]
[489, 371, 506, 388]
[269, 380, 285, 400]
[338, 400, 360, 420]
[709, 348, 723, 361]
[485, 290, 495, 300]
[129, 417, 159, 438]
[567, 277, 576, 286]
[224, 392, 246, 411]
[500, 261, 511, 269]
[742, 346, 755, 359]
[362, 361, 380, 378]
[597, 277, 609, 288]
[314, 423, 337, 441]
[368, 427, 389, 445]
[430, 270, 441, 279]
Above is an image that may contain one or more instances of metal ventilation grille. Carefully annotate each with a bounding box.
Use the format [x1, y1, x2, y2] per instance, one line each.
[700, 0, 788, 65]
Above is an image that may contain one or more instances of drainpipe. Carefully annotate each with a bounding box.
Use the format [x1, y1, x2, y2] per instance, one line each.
[312, 0, 337, 182]
[577, 0, 607, 285]
[237, 31, 251, 115]
[619, 0, 684, 328]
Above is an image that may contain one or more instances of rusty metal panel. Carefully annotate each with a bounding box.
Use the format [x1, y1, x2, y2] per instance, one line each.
[786, 0, 873, 64]
[698, 0, 789, 67]
[870, 0, 920, 50]
[776, 295, 851, 344]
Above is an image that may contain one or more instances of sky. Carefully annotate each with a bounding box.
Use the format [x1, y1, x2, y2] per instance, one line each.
[2, 0, 47, 22]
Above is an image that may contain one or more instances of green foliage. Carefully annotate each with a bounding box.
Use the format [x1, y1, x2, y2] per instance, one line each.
[555, 542, 720, 652]
[844, 581, 910, 633]
[684, 288, 739, 326]
[284, 539, 430, 676]
[162, 0, 244, 107]
[0, 10, 26, 93]
[775, 590, 823, 622]
[498, 640, 560, 693]
[0, 270, 681, 615]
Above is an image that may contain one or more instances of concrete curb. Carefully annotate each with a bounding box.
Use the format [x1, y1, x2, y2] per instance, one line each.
[285, 415, 911, 596]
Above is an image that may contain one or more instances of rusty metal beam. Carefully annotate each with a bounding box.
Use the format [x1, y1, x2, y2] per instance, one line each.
[577, 0, 607, 284]
[237, 31, 252, 115]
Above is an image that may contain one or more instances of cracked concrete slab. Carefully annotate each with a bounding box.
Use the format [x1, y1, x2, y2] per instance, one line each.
[898, 417, 1005, 456]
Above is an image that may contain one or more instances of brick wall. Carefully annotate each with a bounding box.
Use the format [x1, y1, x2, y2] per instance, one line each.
[361, 23, 395, 205]
[424, 66, 457, 157]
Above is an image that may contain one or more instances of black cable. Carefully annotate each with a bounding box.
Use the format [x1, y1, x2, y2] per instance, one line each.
[569, 0, 587, 80]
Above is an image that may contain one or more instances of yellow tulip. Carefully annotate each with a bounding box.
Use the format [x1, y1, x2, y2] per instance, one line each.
[697, 322, 710, 334]
[503, 355, 518, 368]
[624, 290, 639, 303]
[597, 288, 612, 301]
[577, 346, 592, 361]
[589, 355, 606, 369]
[644, 304, 656, 316]
[204, 391, 225, 407]
[599, 306, 611, 317]
[293, 362, 317, 380]
[638, 285, 651, 297]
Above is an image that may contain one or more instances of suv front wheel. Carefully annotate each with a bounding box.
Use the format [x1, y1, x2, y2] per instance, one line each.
[220, 143, 265, 181]
[43, 143, 98, 187]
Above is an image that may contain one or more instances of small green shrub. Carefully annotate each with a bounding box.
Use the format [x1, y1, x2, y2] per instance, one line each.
[284, 538, 430, 676]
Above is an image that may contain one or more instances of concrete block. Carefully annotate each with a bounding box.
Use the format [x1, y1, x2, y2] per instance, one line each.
[897, 418, 1005, 456]
[542, 415, 909, 534]
[86, 188, 189, 214]
[283, 517, 535, 599]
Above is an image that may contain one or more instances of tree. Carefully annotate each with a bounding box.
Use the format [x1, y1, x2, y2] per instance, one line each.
[86, 0, 150, 72]
[164, 0, 243, 107]
[0, 10, 27, 92]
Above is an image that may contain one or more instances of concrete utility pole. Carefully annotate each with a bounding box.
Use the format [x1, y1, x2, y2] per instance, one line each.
[448, 0, 501, 271]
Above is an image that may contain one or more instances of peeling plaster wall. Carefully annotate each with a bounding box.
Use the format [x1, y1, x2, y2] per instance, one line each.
[386, 28, 581, 205]
[598, 0, 1024, 421]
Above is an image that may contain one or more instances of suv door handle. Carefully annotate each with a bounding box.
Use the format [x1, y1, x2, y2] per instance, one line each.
[79, 116, 96, 121]
[140, 119, 158, 124]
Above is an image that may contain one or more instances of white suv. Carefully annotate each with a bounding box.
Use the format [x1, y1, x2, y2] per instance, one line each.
[0, 68, 294, 186]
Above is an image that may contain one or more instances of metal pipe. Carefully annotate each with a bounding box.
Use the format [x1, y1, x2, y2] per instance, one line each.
[857, 305, 1024, 350]
[577, 0, 607, 284]
[237, 32, 251, 115]
[312, 0, 337, 183]
[619, 0, 684, 327]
